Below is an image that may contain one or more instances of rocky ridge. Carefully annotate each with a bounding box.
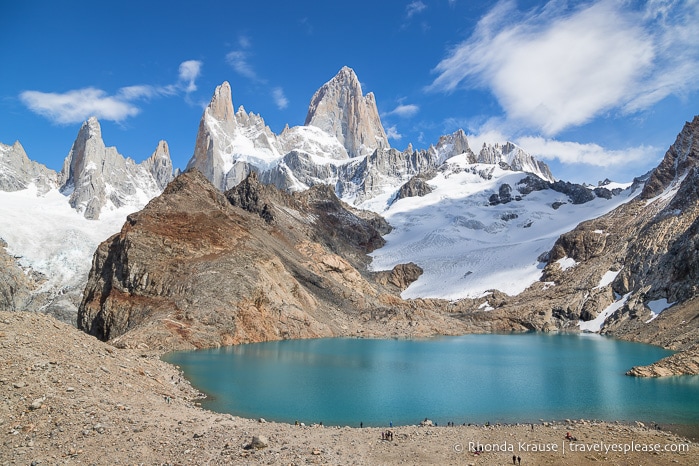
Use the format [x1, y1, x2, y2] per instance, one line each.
[77, 169, 494, 351]
[0, 118, 175, 323]
[0, 141, 57, 193]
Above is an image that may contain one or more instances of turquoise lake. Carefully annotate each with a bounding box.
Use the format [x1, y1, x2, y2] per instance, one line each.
[163, 333, 699, 427]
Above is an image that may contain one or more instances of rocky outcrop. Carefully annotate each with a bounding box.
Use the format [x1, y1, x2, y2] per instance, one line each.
[59, 117, 174, 219]
[0, 141, 57, 193]
[374, 262, 423, 291]
[0, 239, 36, 311]
[304, 66, 388, 158]
[78, 170, 475, 350]
[392, 173, 434, 204]
[142, 140, 175, 190]
[641, 115, 699, 200]
[627, 345, 699, 377]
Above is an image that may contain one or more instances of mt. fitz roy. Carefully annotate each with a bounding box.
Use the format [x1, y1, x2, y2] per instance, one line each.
[186, 66, 556, 210]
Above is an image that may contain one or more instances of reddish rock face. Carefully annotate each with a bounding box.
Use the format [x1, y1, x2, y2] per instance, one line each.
[78, 169, 465, 352]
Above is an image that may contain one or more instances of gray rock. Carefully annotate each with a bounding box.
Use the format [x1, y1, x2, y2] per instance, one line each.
[305, 66, 388, 158]
[250, 435, 269, 449]
[59, 117, 174, 219]
[0, 141, 57, 193]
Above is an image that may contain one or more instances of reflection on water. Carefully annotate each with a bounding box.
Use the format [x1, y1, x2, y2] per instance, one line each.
[164, 333, 699, 427]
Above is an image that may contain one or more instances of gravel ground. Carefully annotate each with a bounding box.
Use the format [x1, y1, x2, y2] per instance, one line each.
[1, 311, 696, 465]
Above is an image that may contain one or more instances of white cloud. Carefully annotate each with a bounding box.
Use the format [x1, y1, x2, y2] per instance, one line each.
[429, 0, 699, 135]
[385, 104, 419, 118]
[20, 88, 140, 124]
[272, 87, 288, 110]
[20, 60, 203, 125]
[406, 1, 427, 18]
[226, 50, 257, 80]
[517, 136, 659, 168]
[178, 60, 202, 93]
[386, 125, 402, 140]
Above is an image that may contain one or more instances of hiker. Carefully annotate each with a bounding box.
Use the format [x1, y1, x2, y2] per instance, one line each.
[517, 456, 521, 465]
[512, 454, 517, 464]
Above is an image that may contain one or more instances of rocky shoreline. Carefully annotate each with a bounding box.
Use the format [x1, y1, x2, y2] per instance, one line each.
[1, 311, 696, 465]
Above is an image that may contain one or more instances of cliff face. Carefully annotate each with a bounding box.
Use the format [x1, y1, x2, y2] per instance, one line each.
[304, 66, 389, 158]
[78, 170, 474, 351]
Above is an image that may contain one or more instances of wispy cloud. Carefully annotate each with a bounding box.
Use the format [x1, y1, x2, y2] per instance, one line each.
[384, 104, 420, 118]
[386, 125, 402, 140]
[299, 17, 313, 35]
[226, 35, 292, 111]
[429, 0, 699, 136]
[226, 35, 261, 81]
[406, 1, 427, 18]
[272, 87, 288, 110]
[20, 88, 141, 124]
[19, 60, 203, 124]
[517, 136, 659, 168]
[226, 50, 257, 80]
[178, 60, 202, 93]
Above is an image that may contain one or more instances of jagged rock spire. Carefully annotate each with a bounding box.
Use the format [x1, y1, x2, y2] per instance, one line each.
[187, 81, 282, 191]
[59, 117, 173, 219]
[304, 66, 389, 158]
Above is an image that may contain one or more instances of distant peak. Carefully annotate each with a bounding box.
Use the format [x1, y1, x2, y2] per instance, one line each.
[154, 140, 170, 158]
[207, 81, 234, 121]
[81, 117, 102, 138]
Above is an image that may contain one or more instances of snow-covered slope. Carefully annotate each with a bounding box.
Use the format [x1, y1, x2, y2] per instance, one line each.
[0, 184, 139, 320]
[0, 118, 173, 320]
[369, 154, 636, 300]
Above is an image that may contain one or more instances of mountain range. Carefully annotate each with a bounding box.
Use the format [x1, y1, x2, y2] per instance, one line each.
[1, 66, 697, 375]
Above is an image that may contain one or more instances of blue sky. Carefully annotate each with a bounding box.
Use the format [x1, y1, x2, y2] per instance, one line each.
[1, 0, 698, 184]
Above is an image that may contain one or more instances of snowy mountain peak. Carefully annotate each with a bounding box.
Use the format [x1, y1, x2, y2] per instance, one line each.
[477, 141, 554, 182]
[59, 117, 173, 219]
[433, 129, 475, 165]
[187, 81, 283, 191]
[304, 66, 389, 158]
[0, 140, 57, 194]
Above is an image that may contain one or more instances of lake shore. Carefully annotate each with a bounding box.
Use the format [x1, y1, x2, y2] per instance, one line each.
[1, 311, 697, 465]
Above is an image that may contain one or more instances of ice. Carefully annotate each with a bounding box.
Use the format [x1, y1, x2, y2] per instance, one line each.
[369, 158, 637, 299]
[557, 257, 577, 271]
[0, 184, 142, 293]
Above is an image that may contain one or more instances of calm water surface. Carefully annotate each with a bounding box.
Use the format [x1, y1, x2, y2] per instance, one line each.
[163, 333, 699, 427]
